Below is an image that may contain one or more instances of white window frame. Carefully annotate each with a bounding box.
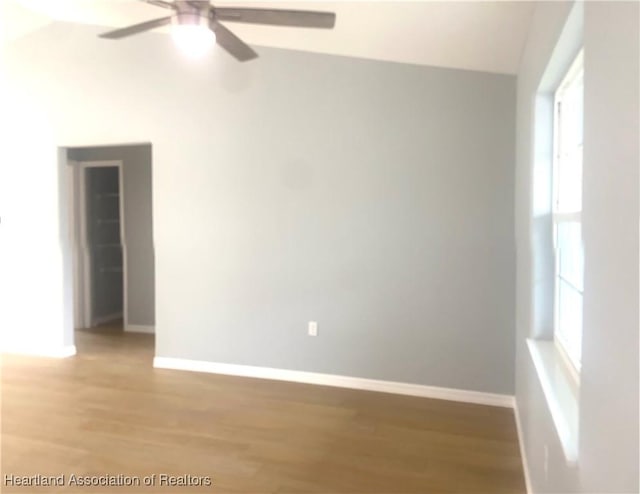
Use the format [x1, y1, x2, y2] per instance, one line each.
[552, 50, 584, 382]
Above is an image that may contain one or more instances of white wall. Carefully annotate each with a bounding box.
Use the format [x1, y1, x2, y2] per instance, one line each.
[579, 2, 639, 490]
[515, 2, 639, 492]
[1, 21, 516, 394]
[0, 88, 72, 353]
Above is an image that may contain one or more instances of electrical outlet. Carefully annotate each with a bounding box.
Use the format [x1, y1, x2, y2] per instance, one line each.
[308, 321, 318, 336]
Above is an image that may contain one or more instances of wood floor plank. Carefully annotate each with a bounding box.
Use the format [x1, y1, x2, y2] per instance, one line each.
[1, 326, 525, 493]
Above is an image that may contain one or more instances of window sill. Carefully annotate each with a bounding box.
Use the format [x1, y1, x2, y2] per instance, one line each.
[527, 339, 580, 465]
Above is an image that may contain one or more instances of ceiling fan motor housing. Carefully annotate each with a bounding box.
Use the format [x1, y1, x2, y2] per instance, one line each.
[173, 0, 211, 27]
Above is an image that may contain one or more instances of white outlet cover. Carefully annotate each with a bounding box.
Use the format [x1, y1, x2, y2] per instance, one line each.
[308, 321, 318, 336]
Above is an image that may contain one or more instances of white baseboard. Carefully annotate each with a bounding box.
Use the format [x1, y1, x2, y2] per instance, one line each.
[125, 325, 155, 334]
[93, 312, 123, 326]
[1, 345, 77, 359]
[514, 399, 533, 494]
[153, 357, 514, 408]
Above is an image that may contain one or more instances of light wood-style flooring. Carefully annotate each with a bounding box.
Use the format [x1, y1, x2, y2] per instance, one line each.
[1, 326, 525, 493]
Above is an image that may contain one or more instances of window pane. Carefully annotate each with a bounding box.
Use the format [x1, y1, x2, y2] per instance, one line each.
[553, 51, 583, 374]
[557, 279, 583, 368]
[559, 76, 583, 148]
[556, 149, 583, 213]
[556, 75, 583, 214]
[557, 221, 584, 292]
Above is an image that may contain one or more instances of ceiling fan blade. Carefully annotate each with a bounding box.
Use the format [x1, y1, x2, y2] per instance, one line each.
[99, 16, 173, 39]
[211, 21, 258, 62]
[215, 8, 336, 29]
[142, 0, 176, 9]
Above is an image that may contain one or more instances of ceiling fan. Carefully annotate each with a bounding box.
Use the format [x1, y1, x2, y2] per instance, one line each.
[98, 0, 336, 61]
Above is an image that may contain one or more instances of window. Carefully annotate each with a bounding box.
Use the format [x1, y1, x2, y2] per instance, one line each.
[553, 50, 584, 376]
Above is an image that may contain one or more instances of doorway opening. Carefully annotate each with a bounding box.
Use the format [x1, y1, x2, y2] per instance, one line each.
[66, 144, 155, 344]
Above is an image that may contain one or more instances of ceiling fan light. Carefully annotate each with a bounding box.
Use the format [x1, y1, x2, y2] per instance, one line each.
[172, 22, 216, 59]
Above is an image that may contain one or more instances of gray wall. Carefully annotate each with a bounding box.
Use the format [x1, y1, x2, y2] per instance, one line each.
[4, 22, 515, 394]
[515, 1, 639, 492]
[68, 145, 155, 327]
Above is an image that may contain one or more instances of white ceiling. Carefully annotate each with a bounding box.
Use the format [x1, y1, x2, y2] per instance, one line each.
[3, 0, 535, 74]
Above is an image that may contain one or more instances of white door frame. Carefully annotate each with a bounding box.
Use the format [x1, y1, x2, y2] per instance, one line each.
[69, 160, 127, 329]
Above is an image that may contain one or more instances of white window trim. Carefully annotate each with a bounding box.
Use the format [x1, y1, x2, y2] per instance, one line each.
[527, 339, 579, 465]
[556, 50, 584, 95]
[554, 332, 581, 386]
